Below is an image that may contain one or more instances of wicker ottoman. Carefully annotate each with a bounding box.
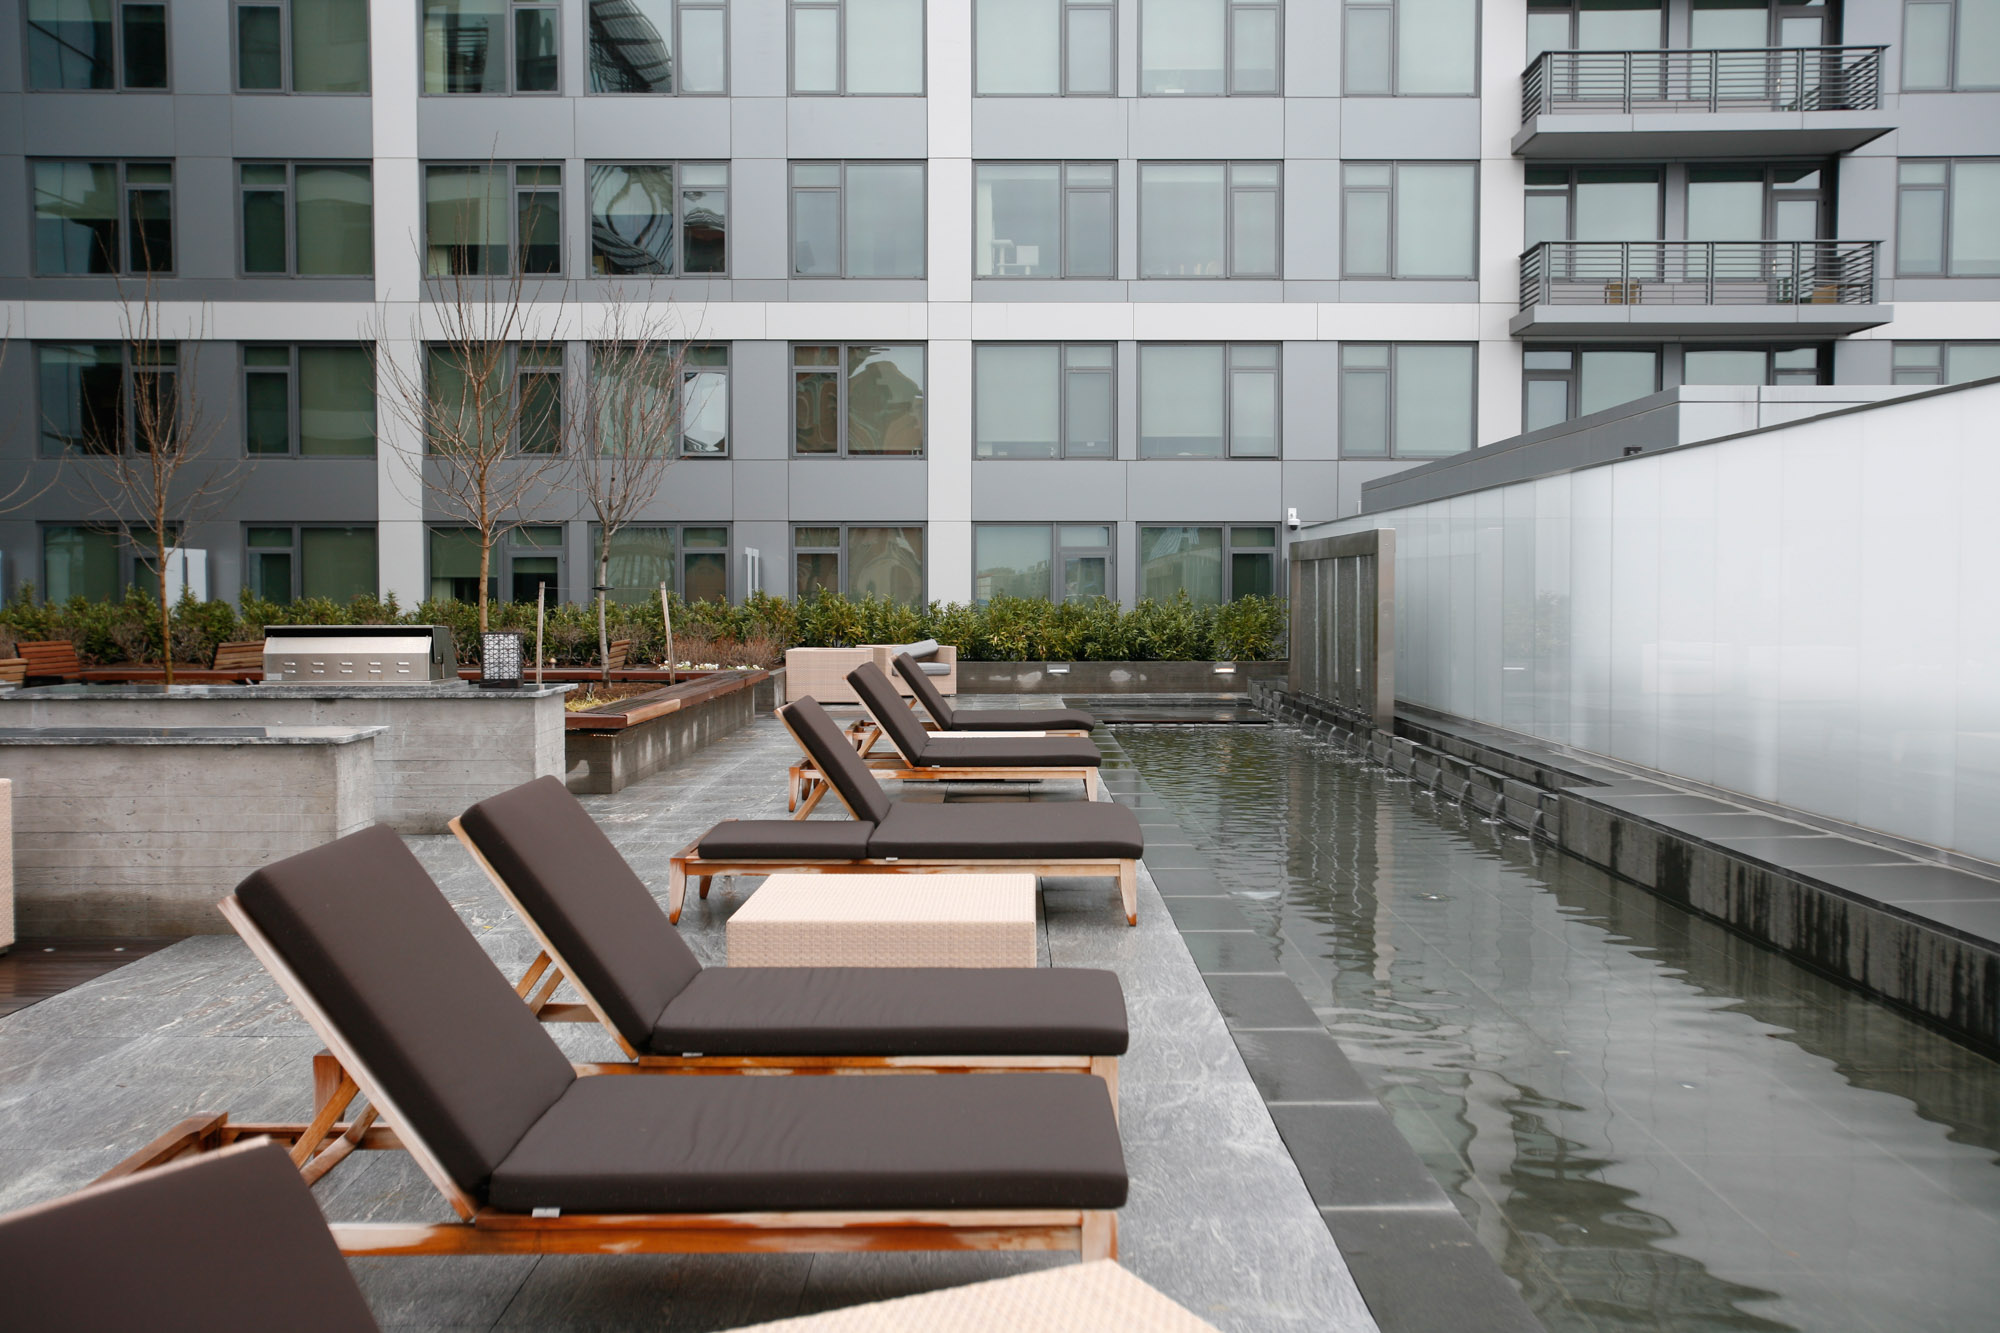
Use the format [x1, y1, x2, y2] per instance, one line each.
[727, 873, 1037, 968]
[730, 1259, 1220, 1330]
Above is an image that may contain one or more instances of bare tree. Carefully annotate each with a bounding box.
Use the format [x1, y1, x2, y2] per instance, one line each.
[564, 293, 706, 680]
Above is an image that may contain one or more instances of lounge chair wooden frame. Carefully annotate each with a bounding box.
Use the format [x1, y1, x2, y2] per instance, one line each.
[100, 894, 1117, 1262]
[445, 816, 1119, 1105]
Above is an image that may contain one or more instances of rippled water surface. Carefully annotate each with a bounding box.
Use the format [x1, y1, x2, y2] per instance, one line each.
[1117, 723, 2000, 1333]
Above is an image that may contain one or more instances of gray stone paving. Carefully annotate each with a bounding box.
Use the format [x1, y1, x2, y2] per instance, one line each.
[0, 702, 1376, 1333]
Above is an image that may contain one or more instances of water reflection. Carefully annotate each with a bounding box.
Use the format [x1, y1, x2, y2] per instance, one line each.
[1119, 724, 2000, 1333]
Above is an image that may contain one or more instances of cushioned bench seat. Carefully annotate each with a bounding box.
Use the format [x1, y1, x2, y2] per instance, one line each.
[919, 736, 1104, 767]
[896, 653, 1097, 733]
[870, 801, 1143, 860]
[696, 819, 874, 860]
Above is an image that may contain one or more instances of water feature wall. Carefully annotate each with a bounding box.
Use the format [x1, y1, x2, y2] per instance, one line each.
[1307, 377, 2000, 864]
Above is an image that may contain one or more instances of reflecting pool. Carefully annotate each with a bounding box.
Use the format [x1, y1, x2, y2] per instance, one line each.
[1118, 723, 2000, 1333]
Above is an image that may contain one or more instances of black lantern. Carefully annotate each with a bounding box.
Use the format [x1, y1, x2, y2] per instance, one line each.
[479, 632, 524, 689]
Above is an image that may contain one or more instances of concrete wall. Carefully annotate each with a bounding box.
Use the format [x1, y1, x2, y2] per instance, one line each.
[0, 778, 12, 950]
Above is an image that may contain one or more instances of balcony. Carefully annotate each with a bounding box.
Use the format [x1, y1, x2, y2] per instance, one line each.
[1514, 47, 1894, 158]
[1511, 240, 1891, 337]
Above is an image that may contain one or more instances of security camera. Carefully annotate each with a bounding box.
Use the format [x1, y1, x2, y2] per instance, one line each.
[1286, 507, 1302, 529]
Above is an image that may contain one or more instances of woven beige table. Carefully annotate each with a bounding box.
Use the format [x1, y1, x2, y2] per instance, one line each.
[729, 1259, 1221, 1331]
[727, 873, 1037, 968]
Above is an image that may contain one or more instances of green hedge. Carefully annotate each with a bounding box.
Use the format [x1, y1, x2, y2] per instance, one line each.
[0, 586, 1286, 667]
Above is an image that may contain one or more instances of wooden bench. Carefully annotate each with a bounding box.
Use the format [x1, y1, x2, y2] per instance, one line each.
[0, 657, 26, 687]
[211, 640, 266, 681]
[19, 641, 82, 684]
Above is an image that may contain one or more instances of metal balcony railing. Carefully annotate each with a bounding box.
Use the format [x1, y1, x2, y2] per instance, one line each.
[1521, 46, 1885, 120]
[1518, 241, 1879, 312]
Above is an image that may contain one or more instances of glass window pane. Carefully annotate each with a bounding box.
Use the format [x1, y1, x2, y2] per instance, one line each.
[518, 186, 561, 273]
[1394, 345, 1474, 456]
[1397, 0, 1476, 95]
[299, 346, 375, 455]
[1140, 344, 1225, 456]
[1140, 163, 1226, 276]
[1340, 367, 1389, 455]
[1686, 171, 1765, 241]
[1231, 6, 1279, 93]
[1522, 349, 1571, 370]
[1139, 526, 1223, 605]
[1524, 191, 1569, 248]
[121, 2, 167, 87]
[301, 527, 376, 601]
[38, 344, 123, 455]
[1231, 188, 1278, 275]
[1064, 187, 1115, 276]
[683, 176, 727, 272]
[1525, 377, 1570, 431]
[1066, 5, 1114, 93]
[242, 184, 288, 273]
[515, 6, 559, 91]
[1231, 550, 1274, 599]
[975, 163, 1060, 277]
[293, 0, 371, 92]
[797, 551, 841, 596]
[843, 163, 925, 277]
[1143, 0, 1224, 94]
[128, 178, 173, 272]
[1578, 349, 1657, 415]
[1063, 524, 1111, 545]
[1065, 368, 1115, 456]
[45, 526, 124, 600]
[596, 525, 674, 603]
[1891, 343, 1940, 368]
[29, 0, 116, 89]
[1682, 349, 1769, 385]
[590, 0, 674, 92]
[511, 554, 559, 603]
[1395, 163, 1475, 277]
[1576, 0, 1660, 48]
[848, 527, 925, 603]
[1900, 161, 1948, 187]
[796, 371, 838, 451]
[1949, 162, 2000, 275]
[237, 5, 283, 89]
[846, 345, 925, 454]
[34, 161, 119, 275]
[684, 550, 727, 601]
[426, 165, 508, 274]
[1898, 185, 1945, 274]
[1575, 171, 1660, 240]
[796, 525, 840, 547]
[682, 367, 729, 454]
[246, 369, 291, 455]
[793, 6, 839, 92]
[977, 0, 1059, 94]
[295, 165, 372, 275]
[249, 524, 293, 549]
[424, 0, 507, 93]
[518, 371, 563, 453]
[1345, 186, 1389, 275]
[1901, 3, 1951, 89]
[1344, 4, 1390, 95]
[1689, 0, 1766, 48]
[1526, 10, 1570, 62]
[792, 187, 840, 275]
[1229, 370, 1278, 456]
[680, 5, 727, 91]
[975, 345, 1060, 457]
[975, 526, 1054, 601]
[1962, 0, 2000, 88]
[846, 0, 925, 93]
[592, 164, 676, 275]
[1947, 344, 2000, 383]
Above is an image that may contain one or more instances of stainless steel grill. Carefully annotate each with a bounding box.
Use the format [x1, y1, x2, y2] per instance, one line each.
[262, 626, 458, 685]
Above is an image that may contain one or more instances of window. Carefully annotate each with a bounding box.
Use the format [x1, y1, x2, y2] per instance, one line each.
[37, 342, 177, 456]
[975, 524, 1113, 602]
[1904, 0, 2000, 91]
[1522, 347, 1660, 432]
[790, 0, 924, 94]
[591, 524, 730, 603]
[1525, 168, 1662, 246]
[1346, 0, 1477, 96]
[975, 344, 1114, 458]
[33, 161, 172, 275]
[28, 0, 166, 89]
[589, 0, 727, 93]
[794, 345, 925, 456]
[245, 526, 378, 604]
[974, 0, 1113, 95]
[1139, 344, 1278, 458]
[430, 526, 565, 603]
[1342, 163, 1476, 279]
[240, 163, 373, 276]
[1138, 526, 1275, 605]
[589, 344, 728, 455]
[234, 0, 370, 92]
[243, 345, 376, 456]
[423, 0, 557, 93]
[793, 525, 925, 603]
[1898, 160, 2000, 277]
[1527, 0, 1665, 58]
[1139, 163, 1279, 278]
[588, 163, 727, 275]
[42, 525, 125, 601]
[790, 162, 926, 277]
[1339, 344, 1475, 458]
[1892, 342, 2000, 385]
[1140, 0, 1279, 95]
[1686, 165, 1826, 242]
[427, 344, 564, 455]
[974, 163, 1115, 278]
[425, 164, 562, 276]
[1682, 346, 1826, 386]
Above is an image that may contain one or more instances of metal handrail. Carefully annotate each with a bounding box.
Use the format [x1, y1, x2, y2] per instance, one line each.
[1522, 46, 1885, 120]
[1518, 241, 1879, 311]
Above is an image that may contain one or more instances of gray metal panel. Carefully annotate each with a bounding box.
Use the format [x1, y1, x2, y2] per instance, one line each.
[734, 461, 790, 518]
[642, 458, 735, 520]
[1128, 97, 1285, 159]
[1132, 279, 1285, 302]
[1890, 279, 2000, 302]
[1336, 460, 1426, 518]
[0, 93, 22, 153]
[729, 0, 789, 98]
[731, 97, 788, 157]
[1511, 113, 1896, 160]
[1283, 160, 1341, 279]
[572, 98, 734, 159]
[788, 279, 929, 299]
[735, 519, 790, 594]
[172, 96, 233, 157]
[972, 280, 1129, 302]
[1282, 3, 1343, 98]
[786, 459, 928, 519]
[1283, 341, 1339, 458]
[231, 461, 383, 521]
[171, 156, 236, 279]
[1126, 461, 1283, 520]
[969, 461, 1127, 520]
[1340, 98, 1482, 159]
[1875, 94, 2000, 155]
[1338, 280, 1478, 302]
[418, 99, 577, 159]
[970, 97, 1129, 159]
[1283, 98, 1340, 157]
[1833, 339, 1892, 385]
[1509, 304, 1894, 337]
[730, 341, 792, 458]
[1279, 460, 1343, 521]
[22, 94, 176, 154]
[784, 99, 928, 158]
[169, 0, 232, 92]
[730, 156, 790, 280]
[230, 97, 374, 158]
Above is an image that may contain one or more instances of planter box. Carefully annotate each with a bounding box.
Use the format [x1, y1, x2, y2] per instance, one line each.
[954, 660, 1289, 695]
[565, 669, 766, 794]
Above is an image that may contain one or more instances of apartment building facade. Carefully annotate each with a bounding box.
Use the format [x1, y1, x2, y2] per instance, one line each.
[0, 0, 1995, 611]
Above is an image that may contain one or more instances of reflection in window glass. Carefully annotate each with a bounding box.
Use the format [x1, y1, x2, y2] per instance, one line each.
[976, 164, 1060, 277]
[847, 345, 926, 453]
[1142, 164, 1226, 276]
[976, 345, 1061, 457]
[843, 163, 926, 277]
[1140, 345, 1225, 456]
[591, 164, 678, 274]
[424, 0, 508, 93]
[1345, 0, 1476, 96]
[43, 526, 124, 602]
[848, 527, 925, 604]
[976, 525, 1054, 601]
[1140, 526, 1224, 604]
[38, 343, 126, 455]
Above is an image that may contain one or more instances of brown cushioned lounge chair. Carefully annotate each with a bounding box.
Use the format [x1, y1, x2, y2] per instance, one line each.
[449, 776, 1125, 1102]
[790, 663, 1104, 809]
[4, 1140, 381, 1333]
[895, 651, 1097, 734]
[112, 825, 1125, 1261]
[671, 696, 1143, 925]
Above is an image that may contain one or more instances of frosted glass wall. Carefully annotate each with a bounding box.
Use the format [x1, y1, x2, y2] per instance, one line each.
[1317, 379, 2000, 863]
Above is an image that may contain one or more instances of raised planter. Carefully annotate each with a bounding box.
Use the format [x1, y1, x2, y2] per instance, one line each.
[955, 660, 1288, 695]
[564, 668, 768, 795]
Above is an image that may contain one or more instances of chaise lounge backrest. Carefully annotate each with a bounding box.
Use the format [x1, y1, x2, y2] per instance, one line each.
[459, 777, 704, 1050]
[849, 662, 935, 762]
[777, 697, 895, 825]
[894, 651, 959, 728]
[0, 1140, 380, 1332]
[235, 824, 578, 1200]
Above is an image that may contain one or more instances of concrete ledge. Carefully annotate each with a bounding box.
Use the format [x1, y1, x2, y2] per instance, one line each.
[957, 660, 1286, 694]
[564, 680, 758, 794]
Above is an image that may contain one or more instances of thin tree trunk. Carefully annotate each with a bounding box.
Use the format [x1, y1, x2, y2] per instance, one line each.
[477, 538, 492, 634]
[597, 551, 612, 684]
[156, 506, 173, 689]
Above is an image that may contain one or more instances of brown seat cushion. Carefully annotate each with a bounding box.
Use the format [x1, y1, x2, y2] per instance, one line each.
[459, 777, 704, 1053]
[235, 824, 577, 1201]
[848, 661, 937, 760]
[869, 801, 1144, 860]
[919, 737, 1103, 768]
[939, 708, 1099, 732]
[697, 819, 874, 860]
[652, 967, 1129, 1057]
[489, 1072, 1127, 1214]
[0, 1141, 380, 1333]
[778, 697, 893, 824]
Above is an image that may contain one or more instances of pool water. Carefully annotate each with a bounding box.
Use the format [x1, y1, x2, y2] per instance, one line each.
[1117, 723, 2000, 1333]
